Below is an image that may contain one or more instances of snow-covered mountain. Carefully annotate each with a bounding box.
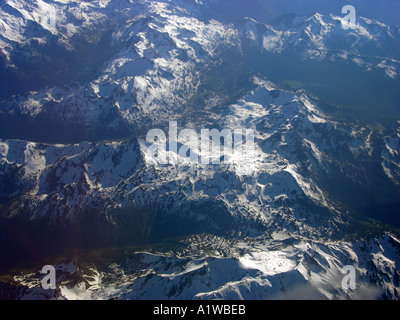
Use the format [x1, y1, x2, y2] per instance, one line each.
[0, 79, 379, 242]
[0, 0, 399, 300]
[0, 0, 243, 141]
[2, 233, 400, 300]
[1, 1, 399, 141]
[382, 123, 400, 186]
[240, 13, 400, 74]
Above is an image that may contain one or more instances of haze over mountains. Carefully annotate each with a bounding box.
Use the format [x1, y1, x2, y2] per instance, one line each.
[0, 0, 399, 300]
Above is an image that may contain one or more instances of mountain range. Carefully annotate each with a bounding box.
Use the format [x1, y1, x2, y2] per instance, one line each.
[0, 0, 399, 300]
